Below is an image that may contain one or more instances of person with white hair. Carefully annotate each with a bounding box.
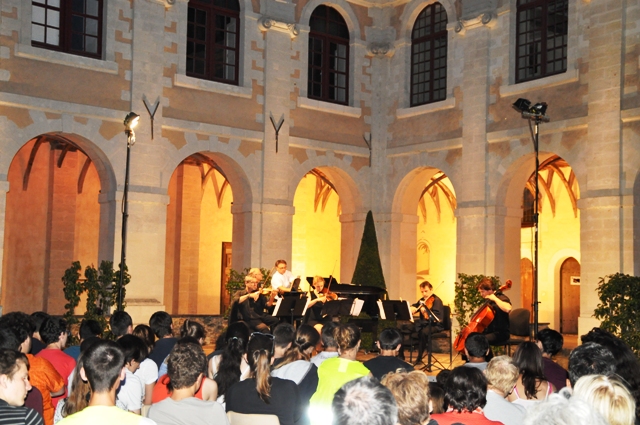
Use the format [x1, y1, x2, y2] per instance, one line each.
[572, 374, 636, 425]
[524, 392, 608, 425]
[332, 376, 398, 425]
[483, 356, 526, 425]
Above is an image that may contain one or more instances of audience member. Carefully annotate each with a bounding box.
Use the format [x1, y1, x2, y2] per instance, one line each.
[310, 322, 339, 367]
[272, 325, 320, 425]
[430, 366, 501, 425]
[428, 382, 446, 414]
[57, 340, 156, 425]
[381, 370, 436, 425]
[507, 341, 554, 409]
[209, 322, 250, 404]
[567, 342, 615, 388]
[309, 323, 370, 425]
[536, 328, 568, 391]
[572, 374, 635, 425]
[333, 376, 398, 425]
[147, 342, 227, 425]
[115, 335, 146, 414]
[179, 320, 206, 346]
[0, 313, 64, 425]
[272, 323, 296, 367]
[581, 327, 640, 419]
[54, 355, 90, 423]
[148, 312, 176, 370]
[225, 332, 301, 425]
[151, 338, 218, 404]
[63, 320, 102, 361]
[523, 393, 608, 425]
[30, 313, 50, 356]
[435, 369, 451, 387]
[364, 328, 413, 381]
[36, 318, 75, 409]
[0, 349, 44, 425]
[483, 356, 526, 425]
[463, 333, 490, 371]
[110, 312, 133, 338]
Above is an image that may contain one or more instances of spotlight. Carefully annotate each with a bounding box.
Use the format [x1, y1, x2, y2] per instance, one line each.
[124, 112, 140, 132]
[531, 102, 547, 116]
[512, 98, 532, 113]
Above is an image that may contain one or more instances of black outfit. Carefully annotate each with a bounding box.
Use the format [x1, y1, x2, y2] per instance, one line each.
[303, 291, 333, 327]
[399, 294, 445, 362]
[226, 377, 302, 425]
[233, 289, 279, 332]
[0, 400, 44, 425]
[148, 337, 178, 368]
[363, 356, 413, 380]
[30, 339, 45, 356]
[482, 292, 511, 345]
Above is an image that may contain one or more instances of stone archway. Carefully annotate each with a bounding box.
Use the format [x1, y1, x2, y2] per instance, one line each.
[1, 133, 117, 314]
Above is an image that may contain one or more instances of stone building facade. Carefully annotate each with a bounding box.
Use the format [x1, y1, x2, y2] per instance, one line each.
[0, 0, 638, 336]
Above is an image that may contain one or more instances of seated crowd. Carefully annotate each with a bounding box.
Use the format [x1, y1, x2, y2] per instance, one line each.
[0, 307, 639, 425]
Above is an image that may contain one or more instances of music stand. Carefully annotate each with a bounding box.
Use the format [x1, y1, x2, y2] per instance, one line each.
[272, 294, 307, 324]
[415, 305, 446, 372]
[378, 300, 413, 322]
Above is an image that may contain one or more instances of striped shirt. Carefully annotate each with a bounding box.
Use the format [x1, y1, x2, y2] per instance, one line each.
[0, 400, 44, 425]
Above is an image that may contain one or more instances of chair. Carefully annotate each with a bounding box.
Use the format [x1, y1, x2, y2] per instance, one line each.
[227, 411, 280, 425]
[506, 308, 531, 355]
[402, 305, 453, 369]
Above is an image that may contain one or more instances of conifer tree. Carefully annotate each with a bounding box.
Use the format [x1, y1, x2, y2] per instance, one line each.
[351, 211, 386, 289]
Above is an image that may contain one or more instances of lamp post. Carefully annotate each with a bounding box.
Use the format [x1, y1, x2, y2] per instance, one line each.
[512, 98, 549, 339]
[117, 112, 140, 311]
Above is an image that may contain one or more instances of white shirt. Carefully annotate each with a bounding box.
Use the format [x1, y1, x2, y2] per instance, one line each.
[116, 369, 144, 412]
[135, 358, 158, 399]
[271, 270, 295, 290]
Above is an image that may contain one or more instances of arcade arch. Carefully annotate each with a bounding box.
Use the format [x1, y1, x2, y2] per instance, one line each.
[1, 133, 116, 314]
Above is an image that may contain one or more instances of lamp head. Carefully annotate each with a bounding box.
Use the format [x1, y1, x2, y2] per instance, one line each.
[531, 102, 547, 115]
[512, 98, 531, 113]
[124, 112, 140, 132]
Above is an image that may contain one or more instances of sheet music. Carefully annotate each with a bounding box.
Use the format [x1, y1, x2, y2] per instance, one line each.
[350, 298, 364, 316]
[405, 300, 414, 323]
[301, 297, 311, 317]
[377, 300, 386, 320]
[271, 296, 283, 316]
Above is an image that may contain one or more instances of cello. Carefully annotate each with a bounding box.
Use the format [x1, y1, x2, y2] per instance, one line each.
[453, 279, 512, 353]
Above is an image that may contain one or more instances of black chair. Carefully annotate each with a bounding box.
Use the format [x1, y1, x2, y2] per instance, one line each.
[404, 305, 453, 370]
[430, 305, 453, 368]
[506, 308, 531, 355]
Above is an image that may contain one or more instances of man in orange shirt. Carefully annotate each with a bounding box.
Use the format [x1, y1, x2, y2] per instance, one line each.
[0, 312, 64, 425]
[36, 318, 75, 410]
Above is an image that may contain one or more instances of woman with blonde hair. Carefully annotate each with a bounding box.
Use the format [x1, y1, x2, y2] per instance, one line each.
[225, 332, 301, 425]
[381, 370, 437, 425]
[308, 323, 370, 425]
[305, 276, 335, 332]
[572, 374, 636, 425]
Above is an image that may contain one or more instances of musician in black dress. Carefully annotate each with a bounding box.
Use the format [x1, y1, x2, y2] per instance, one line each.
[233, 275, 279, 332]
[477, 278, 512, 345]
[304, 276, 335, 332]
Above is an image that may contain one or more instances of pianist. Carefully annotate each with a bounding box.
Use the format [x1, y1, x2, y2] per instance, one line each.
[271, 260, 298, 293]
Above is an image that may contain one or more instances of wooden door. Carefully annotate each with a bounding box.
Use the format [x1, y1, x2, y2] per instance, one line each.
[220, 242, 232, 314]
[560, 257, 580, 334]
[521, 258, 533, 311]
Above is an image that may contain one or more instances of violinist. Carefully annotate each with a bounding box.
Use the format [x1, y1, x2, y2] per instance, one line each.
[232, 274, 279, 333]
[410, 281, 444, 333]
[304, 276, 337, 332]
[477, 278, 512, 345]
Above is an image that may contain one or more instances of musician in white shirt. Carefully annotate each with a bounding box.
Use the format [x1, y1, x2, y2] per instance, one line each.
[270, 260, 298, 293]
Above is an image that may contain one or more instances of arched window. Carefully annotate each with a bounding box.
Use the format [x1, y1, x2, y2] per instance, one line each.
[410, 3, 447, 107]
[31, 0, 104, 59]
[516, 0, 568, 83]
[308, 5, 349, 105]
[187, 0, 240, 85]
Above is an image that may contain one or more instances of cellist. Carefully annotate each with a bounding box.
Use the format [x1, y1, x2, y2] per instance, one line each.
[477, 278, 512, 345]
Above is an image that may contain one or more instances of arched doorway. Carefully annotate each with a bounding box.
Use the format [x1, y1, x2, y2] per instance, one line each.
[292, 168, 341, 288]
[560, 257, 580, 334]
[164, 153, 234, 315]
[1, 134, 112, 314]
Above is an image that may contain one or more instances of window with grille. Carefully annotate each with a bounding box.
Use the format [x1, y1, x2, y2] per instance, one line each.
[308, 5, 349, 105]
[516, 0, 568, 83]
[410, 3, 447, 107]
[31, 0, 103, 59]
[522, 188, 535, 227]
[187, 0, 240, 85]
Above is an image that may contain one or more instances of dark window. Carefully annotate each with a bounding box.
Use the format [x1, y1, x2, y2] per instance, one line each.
[410, 3, 447, 107]
[522, 188, 535, 227]
[308, 5, 349, 105]
[516, 0, 568, 83]
[31, 0, 103, 59]
[187, 0, 240, 85]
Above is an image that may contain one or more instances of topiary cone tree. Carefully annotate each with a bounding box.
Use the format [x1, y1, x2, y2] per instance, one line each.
[351, 211, 386, 290]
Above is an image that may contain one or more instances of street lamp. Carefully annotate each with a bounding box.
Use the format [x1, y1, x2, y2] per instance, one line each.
[512, 98, 549, 339]
[117, 112, 139, 311]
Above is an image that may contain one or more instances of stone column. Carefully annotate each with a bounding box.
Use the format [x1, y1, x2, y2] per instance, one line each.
[579, 0, 625, 335]
[257, 2, 298, 266]
[377, 213, 420, 300]
[339, 212, 367, 283]
[0, 179, 8, 315]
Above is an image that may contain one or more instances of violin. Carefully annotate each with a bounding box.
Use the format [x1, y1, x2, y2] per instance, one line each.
[418, 295, 435, 320]
[319, 286, 338, 301]
[453, 279, 512, 353]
